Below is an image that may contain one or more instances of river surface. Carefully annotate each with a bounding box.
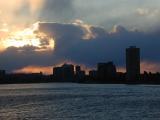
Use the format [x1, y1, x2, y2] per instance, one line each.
[0, 83, 160, 120]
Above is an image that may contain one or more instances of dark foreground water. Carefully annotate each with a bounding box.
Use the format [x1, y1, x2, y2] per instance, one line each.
[0, 83, 160, 120]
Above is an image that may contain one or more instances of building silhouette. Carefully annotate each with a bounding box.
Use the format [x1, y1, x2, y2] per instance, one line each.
[53, 64, 74, 82]
[126, 46, 140, 82]
[0, 70, 5, 76]
[89, 70, 97, 78]
[75, 65, 86, 82]
[0, 70, 5, 81]
[97, 61, 117, 83]
[75, 65, 81, 75]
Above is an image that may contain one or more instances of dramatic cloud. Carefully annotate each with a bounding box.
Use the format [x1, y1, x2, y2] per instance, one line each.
[0, 21, 160, 74]
[0, 22, 54, 52]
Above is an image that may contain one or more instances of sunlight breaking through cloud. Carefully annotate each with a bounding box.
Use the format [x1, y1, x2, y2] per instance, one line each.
[0, 22, 55, 52]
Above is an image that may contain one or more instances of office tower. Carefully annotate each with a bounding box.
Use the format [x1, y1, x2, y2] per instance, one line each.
[126, 46, 140, 81]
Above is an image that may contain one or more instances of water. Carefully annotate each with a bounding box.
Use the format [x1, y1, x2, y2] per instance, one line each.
[0, 83, 160, 120]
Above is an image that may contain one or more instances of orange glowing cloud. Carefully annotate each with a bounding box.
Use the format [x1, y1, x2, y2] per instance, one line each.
[140, 61, 160, 73]
[117, 61, 160, 73]
[117, 67, 126, 73]
[13, 61, 92, 75]
[13, 62, 88, 75]
[14, 65, 53, 75]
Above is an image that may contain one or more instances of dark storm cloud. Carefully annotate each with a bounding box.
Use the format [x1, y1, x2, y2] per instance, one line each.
[38, 0, 75, 22]
[37, 22, 160, 68]
[0, 46, 54, 71]
[1, 21, 160, 72]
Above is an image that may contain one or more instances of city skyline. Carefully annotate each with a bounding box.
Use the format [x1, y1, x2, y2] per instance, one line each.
[1, 46, 160, 85]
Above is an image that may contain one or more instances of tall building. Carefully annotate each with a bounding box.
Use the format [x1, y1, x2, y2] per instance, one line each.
[126, 46, 140, 81]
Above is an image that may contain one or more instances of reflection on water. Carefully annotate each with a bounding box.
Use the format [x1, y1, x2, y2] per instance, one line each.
[0, 83, 160, 120]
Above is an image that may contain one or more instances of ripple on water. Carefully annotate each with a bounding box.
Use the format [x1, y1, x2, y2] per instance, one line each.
[0, 83, 160, 120]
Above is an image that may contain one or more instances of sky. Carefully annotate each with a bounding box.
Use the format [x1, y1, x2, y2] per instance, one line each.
[0, 0, 160, 74]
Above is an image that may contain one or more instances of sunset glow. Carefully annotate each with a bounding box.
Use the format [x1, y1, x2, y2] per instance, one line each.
[0, 22, 55, 52]
[14, 65, 53, 75]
